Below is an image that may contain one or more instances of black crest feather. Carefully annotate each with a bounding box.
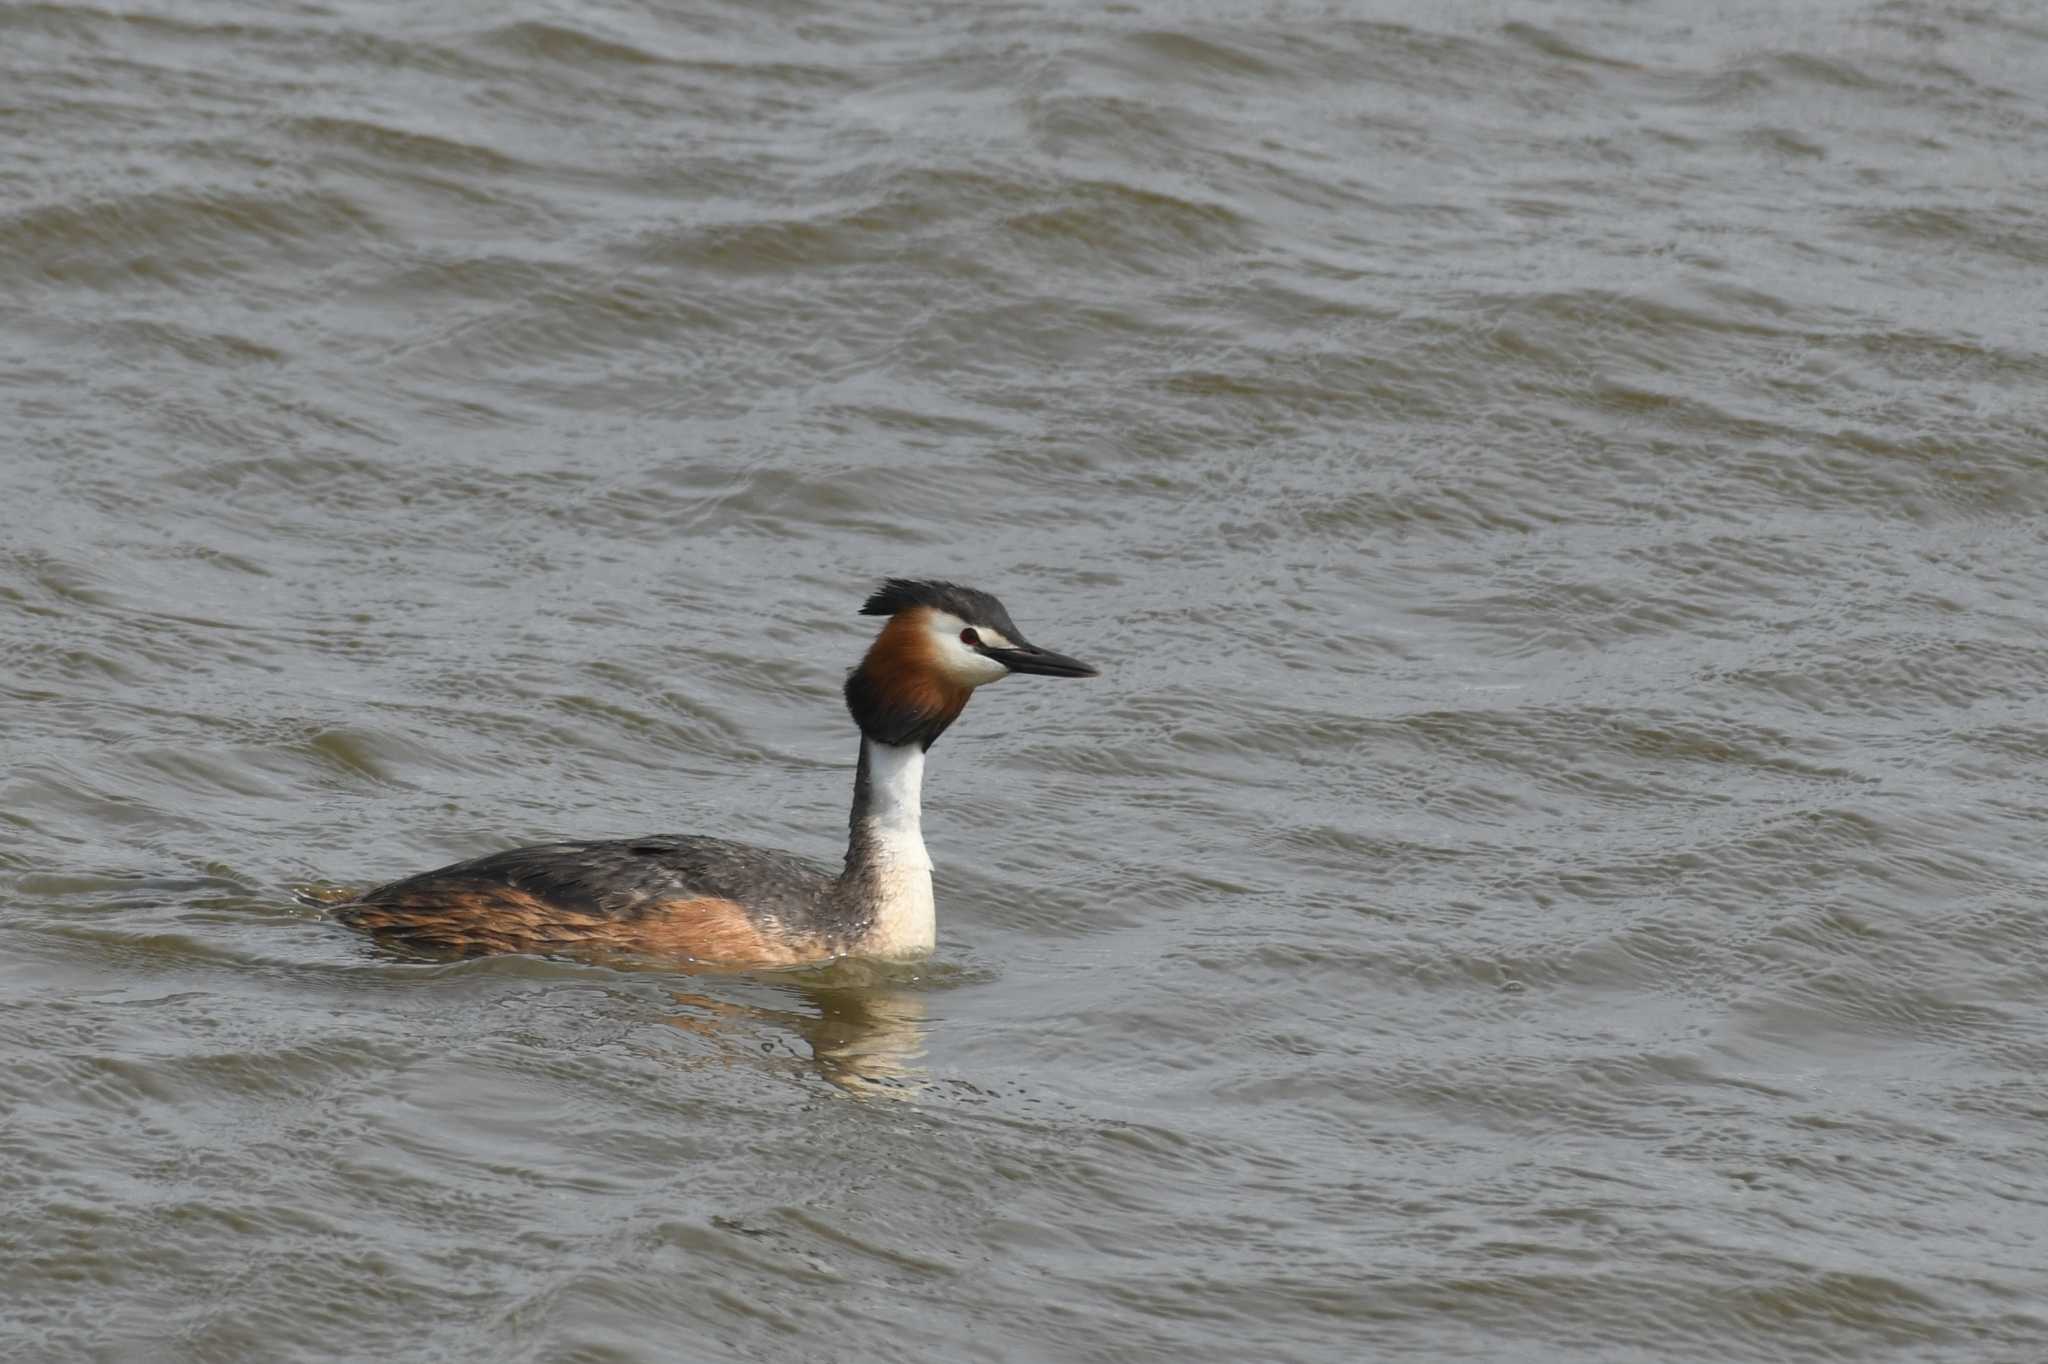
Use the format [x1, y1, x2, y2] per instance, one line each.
[859, 578, 1022, 638]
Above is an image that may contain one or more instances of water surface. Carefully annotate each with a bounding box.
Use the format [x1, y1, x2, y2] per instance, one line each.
[5, 0, 2048, 1360]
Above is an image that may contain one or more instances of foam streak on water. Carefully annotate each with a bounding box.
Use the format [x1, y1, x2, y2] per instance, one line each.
[4, 1, 2048, 1360]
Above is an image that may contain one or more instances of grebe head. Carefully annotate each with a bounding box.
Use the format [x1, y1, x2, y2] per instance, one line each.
[843, 578, 1098, 749]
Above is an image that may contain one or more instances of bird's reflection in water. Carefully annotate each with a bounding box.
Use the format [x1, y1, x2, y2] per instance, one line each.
[661, 973, 930, 1096]
[320, 916, 937, 1095]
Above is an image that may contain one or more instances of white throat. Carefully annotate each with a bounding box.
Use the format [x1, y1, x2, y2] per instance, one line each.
[853, 739, 935, 957]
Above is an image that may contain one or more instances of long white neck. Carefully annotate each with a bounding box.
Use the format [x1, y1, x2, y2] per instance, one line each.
[844, 739, 936, 957]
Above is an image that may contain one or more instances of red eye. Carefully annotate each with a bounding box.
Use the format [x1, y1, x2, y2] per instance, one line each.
[960, 628, 981, 646]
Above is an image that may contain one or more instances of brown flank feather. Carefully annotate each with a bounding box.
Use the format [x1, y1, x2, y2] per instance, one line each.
[343, 884, 827, 966]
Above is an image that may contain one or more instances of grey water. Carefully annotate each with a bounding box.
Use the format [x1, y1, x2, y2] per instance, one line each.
[4, 0, 2048, 1360]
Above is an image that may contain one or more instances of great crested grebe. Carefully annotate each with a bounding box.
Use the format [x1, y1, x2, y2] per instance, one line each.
[336, 579, 1097, 967]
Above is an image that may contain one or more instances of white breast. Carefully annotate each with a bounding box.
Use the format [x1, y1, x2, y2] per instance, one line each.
[855, 740, 936, 957]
